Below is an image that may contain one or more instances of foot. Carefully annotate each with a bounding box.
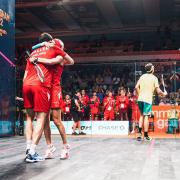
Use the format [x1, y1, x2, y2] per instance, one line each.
[60, 144, 70, 160]
[79, 131, 86, 135]
[45, 145, 56, 159]
[144, 136, 152, 141]
[25, 152, 44, 163]
[72, 132, 79, 135]
[137, 133, 142, 141]
[34, 152, 45, 161]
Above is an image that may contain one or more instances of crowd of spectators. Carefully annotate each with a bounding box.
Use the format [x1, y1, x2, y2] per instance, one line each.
[58, 63, 179, 124]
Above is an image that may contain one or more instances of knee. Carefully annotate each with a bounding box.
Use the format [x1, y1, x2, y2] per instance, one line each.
[53, 118, 62, 127]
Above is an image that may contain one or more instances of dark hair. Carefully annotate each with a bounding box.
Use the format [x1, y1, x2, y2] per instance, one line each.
[75, 90, 80, 94]
[145, 63, 154, 73]
[39, 33, 53, 43]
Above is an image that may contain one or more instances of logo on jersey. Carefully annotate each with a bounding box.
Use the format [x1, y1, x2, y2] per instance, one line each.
[31, 46, 49, 56]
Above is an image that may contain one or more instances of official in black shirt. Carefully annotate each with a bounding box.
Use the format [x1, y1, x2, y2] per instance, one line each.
[71, 91, 86, 135]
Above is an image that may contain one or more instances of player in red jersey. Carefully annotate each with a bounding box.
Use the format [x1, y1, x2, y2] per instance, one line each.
[116, 88, 129, 120]
[23, 33, 66, 163]
[103, 91, 115, 120]
[129, 90, 140, 134]
[89, 92, 100, 120]
[31, 38, 74, 159]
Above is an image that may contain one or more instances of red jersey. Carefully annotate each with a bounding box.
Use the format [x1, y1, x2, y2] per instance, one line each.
[52, 39, 65, 87]
[52, 65, 64, 86]
[90, 97, 100, 114]
[103, 96, 115, 111]
[63, 99, 71, 113]
[116, 95, 129, 110]
[129, 96, 139, 110]
[82, 95, 89, 106]
[23, 46, 66, 88]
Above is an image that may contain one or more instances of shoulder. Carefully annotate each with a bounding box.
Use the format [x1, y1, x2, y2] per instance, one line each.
[152, 74, 158, 81]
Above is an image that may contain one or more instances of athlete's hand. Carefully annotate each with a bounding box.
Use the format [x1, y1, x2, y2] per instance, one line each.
[29, 56, 36, 62]
[29, 56, 38, 64]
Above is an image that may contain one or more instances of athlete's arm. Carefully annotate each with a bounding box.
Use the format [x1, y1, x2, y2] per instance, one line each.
[16, 96, 24, 101]
[135, 80, 140, 96]
[156, 87, 167, 97]
[32, 43, 44, 50]
[63, 53, 74, 65]
[155, 77, 167, 97]
[32, 41, 54, 50]
[30, 55, 64, 65]
[75, 99, 81, 111]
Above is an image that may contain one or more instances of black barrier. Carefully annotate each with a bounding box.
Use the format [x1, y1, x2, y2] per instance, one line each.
[0, 0, 15, 137]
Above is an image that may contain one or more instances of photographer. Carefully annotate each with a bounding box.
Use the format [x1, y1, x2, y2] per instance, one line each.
[15, 96, 24, 136]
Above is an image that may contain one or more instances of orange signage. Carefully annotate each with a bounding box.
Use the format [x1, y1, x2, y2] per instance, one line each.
[152, 106, 180, 133]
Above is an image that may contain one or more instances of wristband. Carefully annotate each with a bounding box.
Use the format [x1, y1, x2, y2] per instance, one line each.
[32, 43, 43, 50]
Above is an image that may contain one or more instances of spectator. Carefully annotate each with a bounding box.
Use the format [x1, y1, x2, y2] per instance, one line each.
[116, 88, 129, 120]
[103, 91, 115, 121]
[96, 74, 104, 85]
[81, 89, 90, 120]
[63, 95, 72, 121]
[89, 92, 100, 120]
[96, 87, 104, 103]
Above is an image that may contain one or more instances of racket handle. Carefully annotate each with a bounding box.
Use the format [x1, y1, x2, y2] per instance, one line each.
[25, 50, 31, 57]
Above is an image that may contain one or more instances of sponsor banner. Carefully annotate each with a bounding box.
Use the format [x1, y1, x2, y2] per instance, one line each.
[50, 121, 129, 135]
[50, 121, 92, 135]
[64, 121, 92, 135]
[92, 121, 129, 135]
[152, 106, 180, 132]
[0, 121, 13, 136]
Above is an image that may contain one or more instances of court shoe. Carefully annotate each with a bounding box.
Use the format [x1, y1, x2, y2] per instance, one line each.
[144, 136, 152, 142]
[79, 131, 86, 135]
[45, 145, 56, 159]
[60, 144, 70, 160]
[137, 133, 142, 141]
[25, 152, 44, 163]
[72, 132, 79, 135]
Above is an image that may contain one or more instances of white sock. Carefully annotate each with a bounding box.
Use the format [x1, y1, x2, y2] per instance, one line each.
[47, 144, 53, 149]
[63, 143, 67, 148]
[29, 144, 36, 155]
[26, 140, 32, 150]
